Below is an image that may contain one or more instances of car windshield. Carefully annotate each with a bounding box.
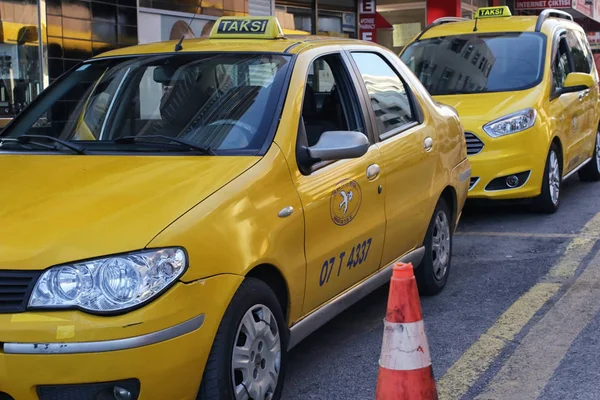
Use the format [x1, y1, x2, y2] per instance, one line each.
[1, 53, 291, 154]
[401, 32, 545, 95]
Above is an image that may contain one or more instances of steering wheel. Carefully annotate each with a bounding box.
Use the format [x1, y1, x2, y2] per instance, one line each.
[205, 119, 255, 148]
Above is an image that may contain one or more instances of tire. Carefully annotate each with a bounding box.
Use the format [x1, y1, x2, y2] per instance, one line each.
[578, 128, 600, 182]
[532, 144, 561, 214]
[416, 197, 453, 296]
[198, 278, 288, 400]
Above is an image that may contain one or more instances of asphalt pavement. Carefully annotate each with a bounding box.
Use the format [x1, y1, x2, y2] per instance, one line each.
[282, 176, 600, 400]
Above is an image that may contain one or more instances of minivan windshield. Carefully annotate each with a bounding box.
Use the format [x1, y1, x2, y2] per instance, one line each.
[1, 53, 291, 154]
[401, 32, 545, 95]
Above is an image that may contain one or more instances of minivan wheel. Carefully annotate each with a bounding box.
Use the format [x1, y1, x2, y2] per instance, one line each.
[198, 278, 287, 400]
[578, 128, 600, 182]
[416, 197, 452, 296]
[533, 144, 561, 213]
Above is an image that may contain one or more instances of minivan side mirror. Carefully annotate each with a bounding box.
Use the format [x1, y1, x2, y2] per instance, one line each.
[307, 131, 369, 161]
[558, 72, 595, 96]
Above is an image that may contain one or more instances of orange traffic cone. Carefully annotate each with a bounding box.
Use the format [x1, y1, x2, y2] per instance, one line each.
[376, 263, 438, 400]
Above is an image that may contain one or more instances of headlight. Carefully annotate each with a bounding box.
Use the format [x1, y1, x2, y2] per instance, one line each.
[483, 108, 537, 138]
[29, 248, 187, 314]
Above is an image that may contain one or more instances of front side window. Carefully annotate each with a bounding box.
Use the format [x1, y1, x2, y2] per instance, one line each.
[301, 54, 364, 147]
[1, 53, 292, 155]
[553, 36, 572, 90]
[401, 32, 545, 95]
[351, 52, 415, 135]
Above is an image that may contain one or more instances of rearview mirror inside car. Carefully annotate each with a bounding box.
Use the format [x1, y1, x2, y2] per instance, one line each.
[308, 131, 369, 162]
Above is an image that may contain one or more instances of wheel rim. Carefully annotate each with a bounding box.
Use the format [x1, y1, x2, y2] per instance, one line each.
[549, 150, 560, 205]
[232, 304, 281, 400]
[596, 131, 600, 172]
[431, 210, 450, 281]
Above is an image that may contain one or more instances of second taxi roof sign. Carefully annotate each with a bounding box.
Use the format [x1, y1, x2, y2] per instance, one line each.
[475, 6, 512, 19]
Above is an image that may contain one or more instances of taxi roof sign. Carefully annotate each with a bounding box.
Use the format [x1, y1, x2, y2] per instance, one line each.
[475, 6, 512, 19]
[210, 17, 285, 39]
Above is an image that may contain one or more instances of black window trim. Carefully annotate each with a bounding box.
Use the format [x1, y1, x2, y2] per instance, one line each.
[346, 49, 424, 141]
[295, 50, 375, 175]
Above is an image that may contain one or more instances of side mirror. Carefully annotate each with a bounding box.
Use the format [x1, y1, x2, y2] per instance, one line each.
[437, 102, 459, 117]
[308, 131, 369, 161]
[559, 72, 595, 96]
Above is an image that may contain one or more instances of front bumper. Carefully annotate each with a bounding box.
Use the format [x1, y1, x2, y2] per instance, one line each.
[0, 274, 243, 400]
[466, 127, 547, 200]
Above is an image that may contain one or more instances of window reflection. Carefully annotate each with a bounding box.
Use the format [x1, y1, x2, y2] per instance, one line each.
[0, 1, 42, 117]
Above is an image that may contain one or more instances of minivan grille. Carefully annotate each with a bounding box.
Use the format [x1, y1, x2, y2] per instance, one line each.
[464, 132, 484, 155]
[0, 270, 40, 313]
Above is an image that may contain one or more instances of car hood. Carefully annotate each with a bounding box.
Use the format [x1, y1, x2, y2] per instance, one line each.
[433, 87, 543, 127]
[0, 154, 259, 270]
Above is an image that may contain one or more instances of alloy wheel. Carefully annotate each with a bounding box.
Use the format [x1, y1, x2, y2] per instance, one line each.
[431, 210, 450, 281]
[549, 150, 560, 205]
[232, 304, 281, 400]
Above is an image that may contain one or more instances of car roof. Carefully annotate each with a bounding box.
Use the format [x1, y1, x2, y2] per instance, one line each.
[94, 35, 373, 58]
[418, 15, 584, 40]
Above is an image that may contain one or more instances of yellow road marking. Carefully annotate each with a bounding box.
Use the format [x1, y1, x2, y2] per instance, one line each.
[438, 213, 600, 400]
[436, 283, 561, 400]
[549, 214, 600, 279]
[457, 231, 578, 239]
[477, 249, 600, 399]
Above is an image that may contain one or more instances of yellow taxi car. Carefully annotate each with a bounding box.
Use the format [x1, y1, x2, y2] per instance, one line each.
[401, 7, 600, 212]
[0, 17, 469, 400]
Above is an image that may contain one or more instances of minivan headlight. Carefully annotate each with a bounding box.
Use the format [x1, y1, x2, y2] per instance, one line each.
[29, 248, 187, 314]
[483, 108, 537, 137]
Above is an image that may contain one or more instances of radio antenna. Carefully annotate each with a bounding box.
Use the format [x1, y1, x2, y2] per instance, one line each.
[175, 6, 202, 51]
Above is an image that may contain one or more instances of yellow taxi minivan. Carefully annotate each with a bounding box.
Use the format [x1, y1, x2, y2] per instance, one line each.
[401, 7, 600, 212]
[0, 17, 469, 400]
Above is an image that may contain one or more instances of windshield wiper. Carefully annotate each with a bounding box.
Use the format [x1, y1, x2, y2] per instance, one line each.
[114, 135, 215, 155]
[0, 134, 86, 154]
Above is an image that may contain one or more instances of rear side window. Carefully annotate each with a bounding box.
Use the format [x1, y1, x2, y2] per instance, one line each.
[566, 30, 591, 74]
[351, 52, 415, 136]
[574, 30, 595, 75]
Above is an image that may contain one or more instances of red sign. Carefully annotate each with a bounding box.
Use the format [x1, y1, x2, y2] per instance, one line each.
[514, 0, 570, 9]
[359, 0, 376, 42]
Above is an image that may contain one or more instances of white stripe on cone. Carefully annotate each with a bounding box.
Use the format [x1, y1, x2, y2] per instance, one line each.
[379, 320, 432, 371]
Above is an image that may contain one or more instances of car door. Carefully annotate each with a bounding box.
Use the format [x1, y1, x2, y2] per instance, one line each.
[549, 32, 581, 173]
[564, 30, 596, 168]
[293, 52, 386, 315]
[348, 50, 437, 268]
[572, 30, 598, 161]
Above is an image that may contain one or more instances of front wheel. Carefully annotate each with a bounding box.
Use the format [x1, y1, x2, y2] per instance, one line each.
[578, 129, 600, 182]
[416, 197, 453, 296]
[198, 278, 287, 400]
[532, 144, 561, 213]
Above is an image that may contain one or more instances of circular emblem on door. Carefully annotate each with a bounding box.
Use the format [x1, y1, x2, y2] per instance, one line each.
[330, 180, 362, 226]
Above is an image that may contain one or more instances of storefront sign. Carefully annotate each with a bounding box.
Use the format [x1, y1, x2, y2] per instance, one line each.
[514, 0, 570, 9]
[359, 0, 376, 41]
[588, 31, 600, 50]
[573, 0, 593, 17]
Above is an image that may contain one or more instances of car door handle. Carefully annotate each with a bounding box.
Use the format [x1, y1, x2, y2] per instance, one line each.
[579, 92, 585, 101]
[424, 137, 433, 151]
[366, 164, 380, 180]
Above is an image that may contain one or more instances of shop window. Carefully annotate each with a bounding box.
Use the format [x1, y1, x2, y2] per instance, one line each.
[0, 1, 42, 117]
